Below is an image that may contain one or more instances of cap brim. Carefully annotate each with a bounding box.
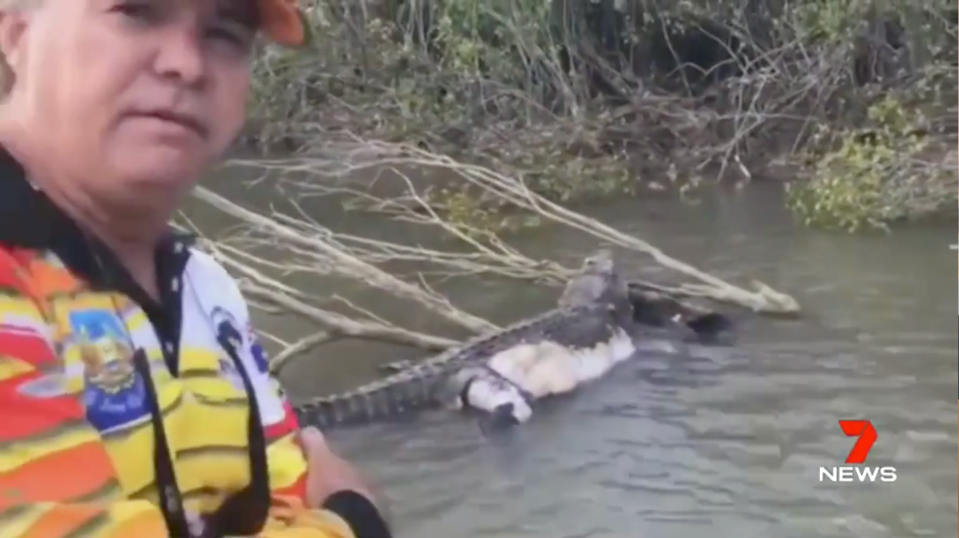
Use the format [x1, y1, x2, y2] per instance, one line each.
[259, 1, 310, 47]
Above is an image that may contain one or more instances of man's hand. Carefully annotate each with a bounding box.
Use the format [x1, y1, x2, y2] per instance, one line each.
[297, 427, 393, 537]
[298, 427, 378, 508]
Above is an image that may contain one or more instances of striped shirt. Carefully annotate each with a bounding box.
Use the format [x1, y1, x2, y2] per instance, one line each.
[0, 149, 377, 537]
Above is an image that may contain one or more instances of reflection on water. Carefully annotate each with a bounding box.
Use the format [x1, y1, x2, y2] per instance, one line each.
[190, 176, 958, 538]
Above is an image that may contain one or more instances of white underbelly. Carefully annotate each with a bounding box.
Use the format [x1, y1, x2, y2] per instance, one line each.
[486, 328, 636, 399]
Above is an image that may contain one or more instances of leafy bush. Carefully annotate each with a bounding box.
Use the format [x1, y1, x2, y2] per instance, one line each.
[787, 95, 957, 231]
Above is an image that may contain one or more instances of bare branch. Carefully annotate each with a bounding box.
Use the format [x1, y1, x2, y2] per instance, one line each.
[269, 332, 340, 375]
[193, 185, 499, 333]
[258, 140, 801, 313]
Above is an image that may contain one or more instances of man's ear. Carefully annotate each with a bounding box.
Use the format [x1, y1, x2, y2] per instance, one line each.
[0, 11, 30, 85]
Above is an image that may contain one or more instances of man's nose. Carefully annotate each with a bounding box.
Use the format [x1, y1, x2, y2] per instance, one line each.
[153, 27, 206, 88]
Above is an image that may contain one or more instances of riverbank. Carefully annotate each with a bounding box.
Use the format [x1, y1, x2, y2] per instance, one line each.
[243, 0, 957, 232]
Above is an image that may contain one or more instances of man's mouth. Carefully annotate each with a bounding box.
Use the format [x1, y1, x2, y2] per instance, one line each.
[133, 109, 208, 139]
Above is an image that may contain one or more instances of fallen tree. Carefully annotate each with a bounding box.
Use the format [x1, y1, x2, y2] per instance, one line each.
[187, 141, 799, 374]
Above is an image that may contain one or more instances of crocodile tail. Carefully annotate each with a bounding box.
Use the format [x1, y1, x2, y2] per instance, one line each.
[292, 372, 442, 429]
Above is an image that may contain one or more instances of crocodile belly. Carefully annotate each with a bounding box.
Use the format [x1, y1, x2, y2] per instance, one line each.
[486, 325, 635, 399]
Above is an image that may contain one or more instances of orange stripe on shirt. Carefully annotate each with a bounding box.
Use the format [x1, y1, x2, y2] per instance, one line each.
[22, 257, 81, 298]
[18, 503, 105, 538]
[273, 471, 308, 500]
[18, 503, 169, 538]
[0, 440, 116, 502]
[0, 248, 80, 310]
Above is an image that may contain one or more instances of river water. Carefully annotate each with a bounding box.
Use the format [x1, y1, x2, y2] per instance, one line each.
[193, 173, 957, 538]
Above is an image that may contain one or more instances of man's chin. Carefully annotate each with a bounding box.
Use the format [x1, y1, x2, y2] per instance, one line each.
[111, 151, 208, 192]
[103, 183, 182, 218]
[100, 162, 200, 217]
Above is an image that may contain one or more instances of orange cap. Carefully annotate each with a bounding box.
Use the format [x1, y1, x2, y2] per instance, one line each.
[258, 0, 309, 47]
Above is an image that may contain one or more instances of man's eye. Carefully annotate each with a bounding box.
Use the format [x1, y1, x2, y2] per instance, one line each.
[207, 25, 254, 53]
[111, 1, 160, 23]
[209, 27, 247, 45]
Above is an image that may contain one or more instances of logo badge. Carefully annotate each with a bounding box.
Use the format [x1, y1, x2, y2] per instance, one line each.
[818, 420, 897, 483]
[65, 308, 149, 434]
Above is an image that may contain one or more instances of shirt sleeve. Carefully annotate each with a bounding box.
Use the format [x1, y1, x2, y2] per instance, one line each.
[0, 267, 171, 537]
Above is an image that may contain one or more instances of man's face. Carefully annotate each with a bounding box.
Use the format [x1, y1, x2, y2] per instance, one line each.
[0, 0, 257, 208]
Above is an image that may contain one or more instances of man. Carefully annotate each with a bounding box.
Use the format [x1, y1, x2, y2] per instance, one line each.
[0, 1, 390, 536]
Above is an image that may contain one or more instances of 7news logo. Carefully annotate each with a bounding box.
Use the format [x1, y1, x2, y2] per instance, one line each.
[818, 420, 897, 483]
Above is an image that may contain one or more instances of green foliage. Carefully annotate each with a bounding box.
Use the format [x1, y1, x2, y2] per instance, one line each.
[425, 188, 543, 237]
[789, 0, 867, 44]
[780, 0, 958, 231]
[246, 0, 958, 234]
[786, 96, 957, 232]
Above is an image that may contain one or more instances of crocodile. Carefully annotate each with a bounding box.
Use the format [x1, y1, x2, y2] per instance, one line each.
[294, 249, 647, 430]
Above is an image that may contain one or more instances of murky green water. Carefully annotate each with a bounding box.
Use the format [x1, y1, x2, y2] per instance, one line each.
[192, 172, 958, 538]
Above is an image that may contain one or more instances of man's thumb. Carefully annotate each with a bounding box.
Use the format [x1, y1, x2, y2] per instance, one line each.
[298, 426, 327, 455]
